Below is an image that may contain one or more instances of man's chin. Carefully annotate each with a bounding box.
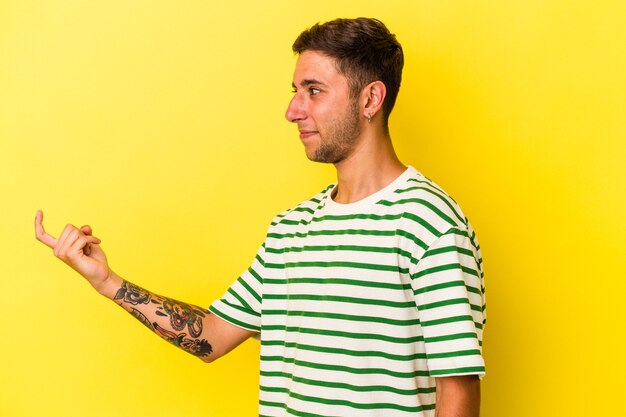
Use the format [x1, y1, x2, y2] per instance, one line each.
[305, 153, 326, 163]
[306, 151, 344, 165]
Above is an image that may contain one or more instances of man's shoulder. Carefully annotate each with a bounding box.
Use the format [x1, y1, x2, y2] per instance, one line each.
[384, 168, 471, 233]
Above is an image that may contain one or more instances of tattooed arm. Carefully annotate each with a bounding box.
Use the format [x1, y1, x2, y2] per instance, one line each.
[34, 211, 254, 362]
[108, 278, 253, 361]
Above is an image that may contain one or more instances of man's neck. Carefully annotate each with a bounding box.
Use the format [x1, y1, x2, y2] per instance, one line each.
[332, 132, 406, 204]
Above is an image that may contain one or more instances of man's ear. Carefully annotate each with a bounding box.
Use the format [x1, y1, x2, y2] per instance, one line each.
[361, 81, 387, 122]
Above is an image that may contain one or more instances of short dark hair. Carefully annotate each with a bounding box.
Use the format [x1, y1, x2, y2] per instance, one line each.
[292, 17, 404, 129]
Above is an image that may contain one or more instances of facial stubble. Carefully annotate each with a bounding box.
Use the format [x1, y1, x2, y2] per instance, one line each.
[310, 99, 362, 164]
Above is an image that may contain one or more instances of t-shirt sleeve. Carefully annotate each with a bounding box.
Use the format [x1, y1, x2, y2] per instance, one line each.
[209, 243, 265, 333]
[410, 227, 486, 378]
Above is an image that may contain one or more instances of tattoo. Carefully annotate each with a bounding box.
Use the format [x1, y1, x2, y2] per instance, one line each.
[159, 297, 206, 338]
[114, 280, 212, 358]
[116, 281, 206, 337]
[153, 322, 213, 357]
[114, 281, 151, 305]
[130, 308, 155, 331]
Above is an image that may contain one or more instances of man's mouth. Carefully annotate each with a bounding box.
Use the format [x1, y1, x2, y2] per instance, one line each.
[299, 130, 318, 140]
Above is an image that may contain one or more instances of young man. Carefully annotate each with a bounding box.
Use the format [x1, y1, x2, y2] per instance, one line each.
[35, 18, 485, 417]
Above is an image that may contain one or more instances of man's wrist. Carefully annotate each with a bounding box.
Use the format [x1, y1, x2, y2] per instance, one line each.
[94, 270, 124, 299]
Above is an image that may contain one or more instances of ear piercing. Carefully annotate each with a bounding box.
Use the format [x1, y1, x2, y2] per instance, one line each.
[367, 113, 372, 123]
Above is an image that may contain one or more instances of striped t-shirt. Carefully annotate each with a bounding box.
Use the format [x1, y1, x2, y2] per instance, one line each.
[210, 166, 486, 417]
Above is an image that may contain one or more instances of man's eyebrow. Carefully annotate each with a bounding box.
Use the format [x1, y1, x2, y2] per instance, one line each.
[292, 79, 327, 89]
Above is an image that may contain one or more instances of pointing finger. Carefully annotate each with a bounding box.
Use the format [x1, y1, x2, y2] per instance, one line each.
[34, 210, 58, 249]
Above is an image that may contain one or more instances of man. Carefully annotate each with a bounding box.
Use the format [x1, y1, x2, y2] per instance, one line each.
[35, 18, 485, 417]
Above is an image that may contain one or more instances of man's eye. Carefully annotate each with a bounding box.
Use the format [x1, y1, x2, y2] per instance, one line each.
[310, 88, 320, 95]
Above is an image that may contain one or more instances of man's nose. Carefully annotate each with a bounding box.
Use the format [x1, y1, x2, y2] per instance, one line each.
[285, 95, 305, 123]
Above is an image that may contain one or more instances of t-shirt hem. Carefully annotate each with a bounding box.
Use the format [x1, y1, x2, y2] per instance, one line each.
[430, 366, 486, 380]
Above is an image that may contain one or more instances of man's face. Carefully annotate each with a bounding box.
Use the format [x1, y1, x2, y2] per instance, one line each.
[285, 51, 362, 164]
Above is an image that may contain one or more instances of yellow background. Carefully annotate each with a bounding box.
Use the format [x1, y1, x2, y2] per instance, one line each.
[1, 1, 624, 416]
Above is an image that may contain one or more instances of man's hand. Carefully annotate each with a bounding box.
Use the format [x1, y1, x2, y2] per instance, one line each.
[35, 210, 113, 294]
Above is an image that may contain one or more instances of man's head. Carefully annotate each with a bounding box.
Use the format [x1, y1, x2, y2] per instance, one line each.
[286, 50, 362, 163]
[291, 17, 404, 131]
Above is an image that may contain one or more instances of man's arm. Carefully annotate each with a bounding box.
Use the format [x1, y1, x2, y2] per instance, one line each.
[34, 210, 254, 362]
[435, 375, 481, 417]
[104, 275, 254, 362]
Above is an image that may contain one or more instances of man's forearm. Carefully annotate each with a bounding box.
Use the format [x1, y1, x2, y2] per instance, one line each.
[103, 273, 214, 360]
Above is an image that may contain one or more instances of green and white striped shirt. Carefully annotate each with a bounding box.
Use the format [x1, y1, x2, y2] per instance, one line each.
[211, 166, 486, 417]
